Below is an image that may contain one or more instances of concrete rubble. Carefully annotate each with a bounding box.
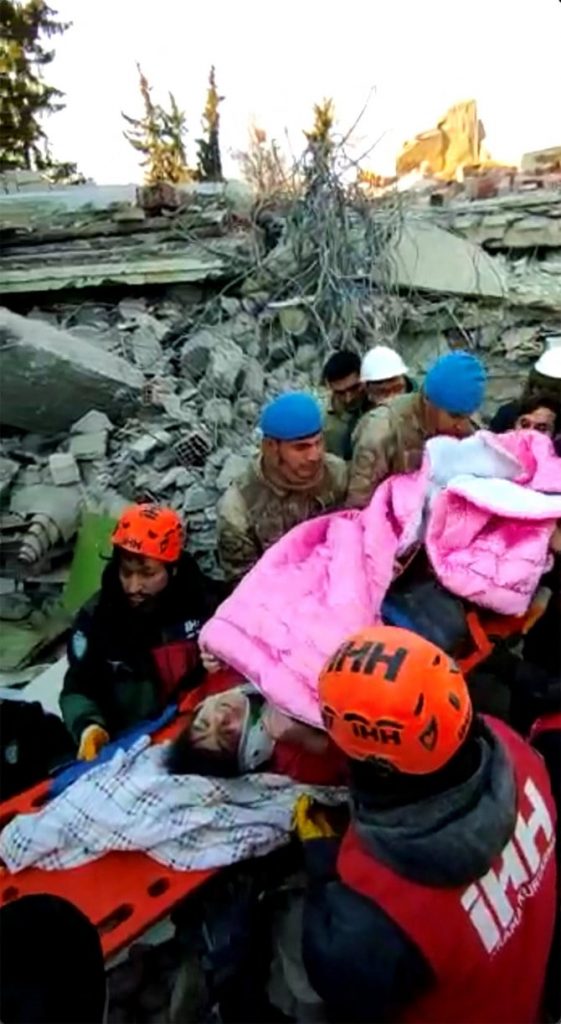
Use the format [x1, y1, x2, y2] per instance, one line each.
[396, 99, 488, 181]
[0, 308, 144, 431]
[0, 174, 560, 670]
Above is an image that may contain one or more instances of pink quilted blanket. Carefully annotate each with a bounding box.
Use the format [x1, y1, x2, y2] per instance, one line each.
[201, 431, 561, 726]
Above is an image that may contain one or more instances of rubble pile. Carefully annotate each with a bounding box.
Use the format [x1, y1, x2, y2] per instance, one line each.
[1, 175, 560, 671]
[396, 99, 488, 181]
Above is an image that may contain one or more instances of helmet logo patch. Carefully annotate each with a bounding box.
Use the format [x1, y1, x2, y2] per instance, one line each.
[326, 640, 408, 681]
[342, 713, 404, 746]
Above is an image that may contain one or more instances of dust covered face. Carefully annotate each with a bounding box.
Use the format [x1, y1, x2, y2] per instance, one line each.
[188, 687, 275, 770]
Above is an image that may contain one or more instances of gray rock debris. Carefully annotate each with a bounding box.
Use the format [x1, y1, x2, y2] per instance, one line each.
[0, 307, 144, 432]
[203, 337, 245, 398]
[71, 410, 114, 434]
[0, 457, 19, 500]
[69, 431, 109, 461]
[183, 485, 212, 513]
[155, 467, 192, 492]
[242, 358, 265, 402]
[179, 327, 215, 380]
[48, 452, 81, 486]
[203, 397, 233, 429]
[121, 312, 168, 372]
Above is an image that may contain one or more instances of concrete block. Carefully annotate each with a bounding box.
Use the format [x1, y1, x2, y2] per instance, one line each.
[129, 432, 170, 464]
[0, 308, 144, 432]
[71, 410, 114, 435]
[69, 431, 108, 461]
[49, 452, 81, 486]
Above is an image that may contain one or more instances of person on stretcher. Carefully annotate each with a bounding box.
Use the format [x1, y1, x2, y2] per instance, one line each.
[166, 684, 347, 785]
[60, 504, 222, 761]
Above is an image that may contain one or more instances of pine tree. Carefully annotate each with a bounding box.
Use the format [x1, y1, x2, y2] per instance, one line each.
[0, 0, 76, 174]
[122, 65, 191, 185]
[195, 65, 224, 182]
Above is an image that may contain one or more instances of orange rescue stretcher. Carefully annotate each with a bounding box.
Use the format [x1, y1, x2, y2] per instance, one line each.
[0, 670, 239, 959]
[0, 594, 548, 960]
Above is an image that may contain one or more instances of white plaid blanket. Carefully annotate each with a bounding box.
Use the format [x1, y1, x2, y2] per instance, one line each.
[0, 738, 345, 874]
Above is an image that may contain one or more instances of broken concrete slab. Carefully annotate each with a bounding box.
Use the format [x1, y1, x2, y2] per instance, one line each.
[204, 337, 245, 398]
[69, 430, 108, 461]
[156, 466, 192, 492]
[128, 435, 160, 463]
[128, 429, 172, 464]
[180, 328, 215, 380]
[125, 319, 165, 372]
[0, 308, 144, 432]
[241, 358, 265, 402]
[49, 452, 81, 486]
[71, 409, 114, 435]
[183, 485, 213, 513]
[386, 222, 507, 299]
[0, 237, 253, 294]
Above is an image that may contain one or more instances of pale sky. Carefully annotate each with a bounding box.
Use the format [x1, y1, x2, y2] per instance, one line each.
[46, 0, 560, 184]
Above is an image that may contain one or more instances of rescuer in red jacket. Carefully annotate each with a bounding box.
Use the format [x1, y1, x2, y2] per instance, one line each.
[60, 504, 221, 760]
[298, 626, 557, 1024]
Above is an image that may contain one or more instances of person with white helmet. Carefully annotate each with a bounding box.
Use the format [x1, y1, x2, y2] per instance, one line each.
[347, 351, 487, 509]
[491, 338, 561, 434]
[360, 345, 413, 408]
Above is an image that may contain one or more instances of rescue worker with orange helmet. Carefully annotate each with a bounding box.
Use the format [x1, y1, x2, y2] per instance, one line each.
[60, 504, 221, 760]
[297, 626, 557, 1023]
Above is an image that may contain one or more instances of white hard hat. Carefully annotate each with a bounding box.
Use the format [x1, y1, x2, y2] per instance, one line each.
[534, 345, 561, 380]
[360, 346, 409, 383]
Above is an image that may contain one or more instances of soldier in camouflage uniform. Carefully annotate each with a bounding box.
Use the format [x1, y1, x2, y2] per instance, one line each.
[321, 350, 366, 461]
[217, 393, 348, 582]
[347, 352, 486, 509]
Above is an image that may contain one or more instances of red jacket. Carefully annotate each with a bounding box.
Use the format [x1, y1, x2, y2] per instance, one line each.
[338, 719, 557, 1024]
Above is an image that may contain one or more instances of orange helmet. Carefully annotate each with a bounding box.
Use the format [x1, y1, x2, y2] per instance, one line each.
[112, 504, 184, 563]
[318, 626, 472, 775]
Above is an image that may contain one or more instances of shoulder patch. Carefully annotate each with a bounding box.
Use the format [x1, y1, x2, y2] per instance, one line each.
[71, 630, 88, 661]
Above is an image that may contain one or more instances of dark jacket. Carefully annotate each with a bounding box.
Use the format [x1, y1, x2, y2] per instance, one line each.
[60, 553, 222, 743]
[301, 722, 517, 1023]
[0, 699, 74, 800]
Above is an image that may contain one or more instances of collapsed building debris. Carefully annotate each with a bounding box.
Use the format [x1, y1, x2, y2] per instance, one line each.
[397, 100, 489, 181]
[0, 309, 144, 432]
[0, 181, 255, 294]
[0, 173, 560, 671]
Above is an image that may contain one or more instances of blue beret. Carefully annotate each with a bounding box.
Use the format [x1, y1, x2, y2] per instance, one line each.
[260, 392, 323, 441]
[424, 352, 486, 416]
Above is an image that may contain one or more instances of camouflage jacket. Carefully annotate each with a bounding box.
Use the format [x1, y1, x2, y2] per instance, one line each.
[217, 454, 348, 582]
[324, 406, 365, 461]
[347, 392, 433, 509]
